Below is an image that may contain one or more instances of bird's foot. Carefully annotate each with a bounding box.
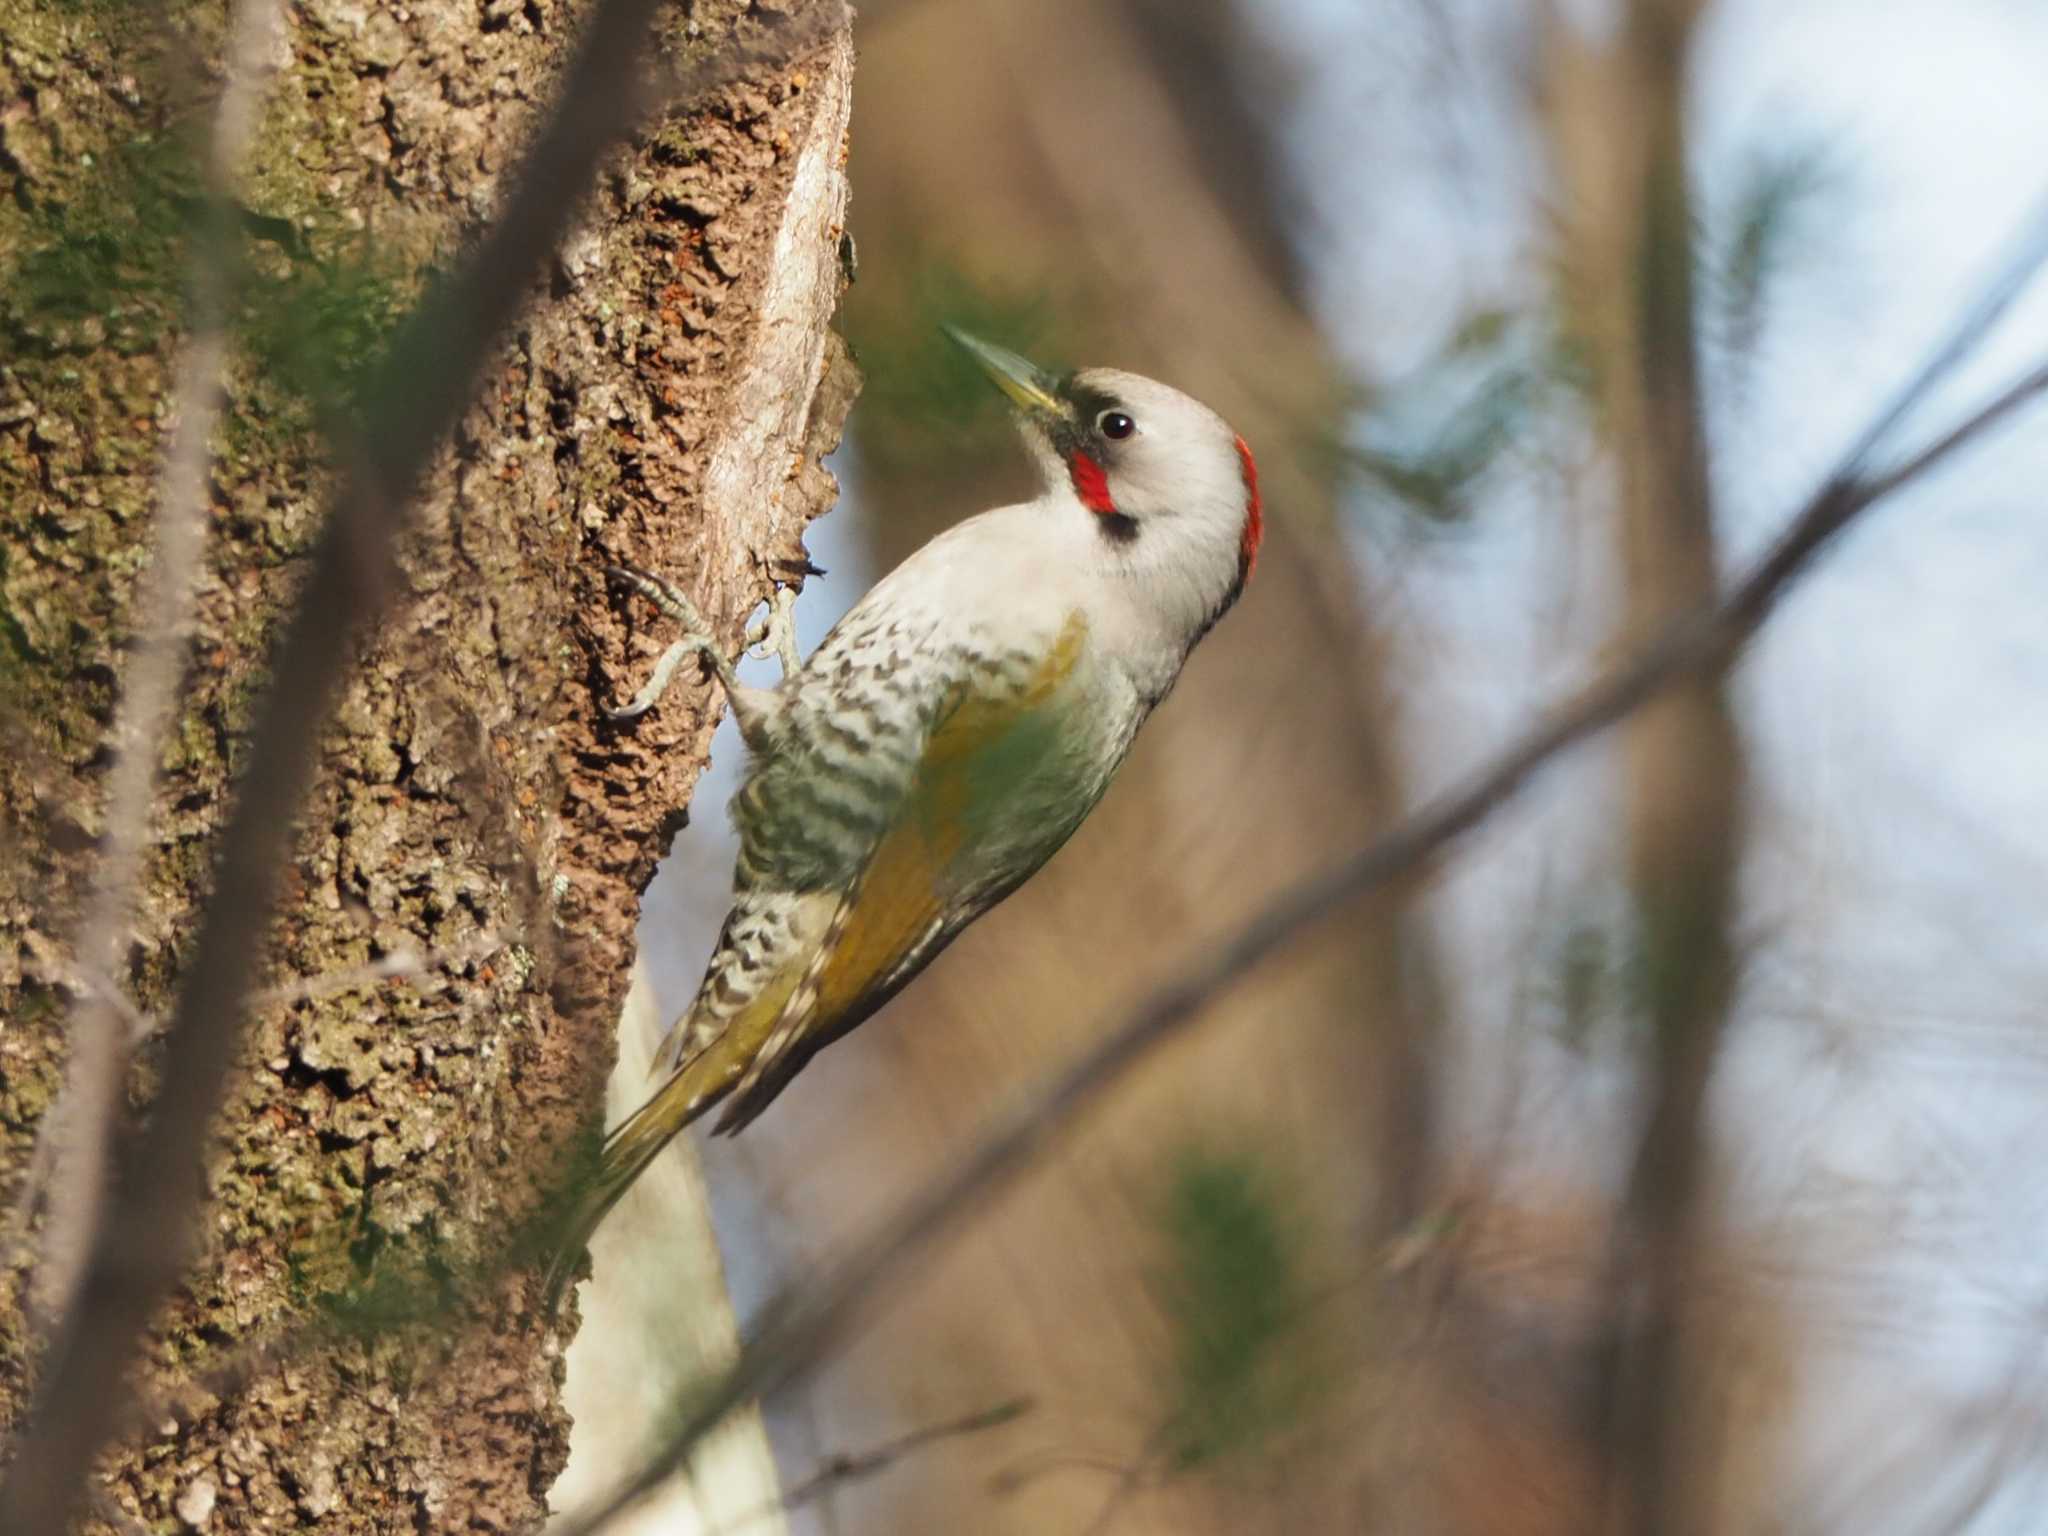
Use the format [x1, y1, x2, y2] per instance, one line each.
[604, 565, 733, 721]
[744, 583, 803, 680]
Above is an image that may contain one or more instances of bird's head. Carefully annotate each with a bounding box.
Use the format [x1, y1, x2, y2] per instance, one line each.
[945, 328, 1263, 617]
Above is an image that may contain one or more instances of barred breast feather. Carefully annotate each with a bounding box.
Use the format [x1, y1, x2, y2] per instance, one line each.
[542, 599, 1119, 1306]
[658, 602, 1108, 1125]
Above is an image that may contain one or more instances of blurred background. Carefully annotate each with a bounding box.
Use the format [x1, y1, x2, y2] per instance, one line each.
[630, 0, 2048, 1530]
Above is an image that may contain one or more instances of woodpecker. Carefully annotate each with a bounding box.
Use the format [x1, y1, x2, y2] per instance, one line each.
[546, 331, 1263, 1301]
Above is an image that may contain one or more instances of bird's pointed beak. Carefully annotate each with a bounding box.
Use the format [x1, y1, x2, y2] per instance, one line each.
[943, 326, 1066, 421]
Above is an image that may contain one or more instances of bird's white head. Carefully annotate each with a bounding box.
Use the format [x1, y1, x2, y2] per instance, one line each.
[945, 329, 1264, 640]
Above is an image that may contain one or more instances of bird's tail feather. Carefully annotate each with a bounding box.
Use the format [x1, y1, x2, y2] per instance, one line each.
[539, 1047, 728, 1313]
[540, 965, 809, 1313]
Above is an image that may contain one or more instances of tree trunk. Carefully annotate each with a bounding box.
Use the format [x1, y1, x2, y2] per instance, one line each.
[0, 1, 853, 1530]
[1545, 4, 1750, 1530]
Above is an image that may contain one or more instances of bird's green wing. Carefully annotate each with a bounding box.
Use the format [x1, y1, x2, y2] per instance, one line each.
[714, 614, 1090, 1131]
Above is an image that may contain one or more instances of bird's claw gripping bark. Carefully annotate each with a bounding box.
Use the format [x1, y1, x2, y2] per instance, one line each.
[744, 584, 802, 679]
[604, 566, 798, 748]
[604, 565, 731, 722]
[607, 564, 710, 634]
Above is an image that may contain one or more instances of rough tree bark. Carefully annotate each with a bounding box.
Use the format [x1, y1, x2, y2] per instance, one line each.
[0, 0, 853, 1530]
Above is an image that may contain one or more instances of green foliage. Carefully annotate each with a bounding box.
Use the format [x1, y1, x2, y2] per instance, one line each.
[239, 247, 415, 433]
[1708, 138, 1844, 382]
[1, 122, 414, 426]
[843, 261, 1062, 473]
[3, 132, 196, 351]
[276, 1197, 465, 1343]
[307, 1248, 460, 1341]
[1548, 918, 1626, 1053]
[1340, 137, 1840, 536]
[1154, 1142, 1325, 1470]
[1336, 307, 1584, 534]
[1541, 885, 1732, 1054]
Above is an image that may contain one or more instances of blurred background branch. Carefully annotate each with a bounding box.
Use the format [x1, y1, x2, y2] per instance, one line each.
[1540, 5, 1744, 1527]
[28, 0, 285, 1350]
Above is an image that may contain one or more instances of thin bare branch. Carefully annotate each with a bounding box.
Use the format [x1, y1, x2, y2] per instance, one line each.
[1832, 190, 2048, 481]
[0, 4, 854, 1531]
[30, 0, 284, 1339]
[251, 932, 508, 1016]
[1074, 1428, 1170, 1536]
[111, 1323, 321, 1448]
[553, 190, 2048, 1536]
[2, 932, 500, 1275]
[700, 1398, 1033, 1536]
[127, 929, 512, 1044]
[65, 963, 153, 1046]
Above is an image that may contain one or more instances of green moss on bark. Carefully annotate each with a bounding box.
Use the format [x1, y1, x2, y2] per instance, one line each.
[1, 1, 854, 1529]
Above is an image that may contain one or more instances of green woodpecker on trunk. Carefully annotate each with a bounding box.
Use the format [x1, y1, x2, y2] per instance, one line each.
[546, 331, 1263, 1306]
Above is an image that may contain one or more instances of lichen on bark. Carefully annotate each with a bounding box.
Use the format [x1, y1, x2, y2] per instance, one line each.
[0, 0, 855, 1528]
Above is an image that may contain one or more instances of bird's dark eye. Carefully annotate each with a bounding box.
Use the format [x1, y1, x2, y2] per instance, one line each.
[1097, 410, 1136, 441]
